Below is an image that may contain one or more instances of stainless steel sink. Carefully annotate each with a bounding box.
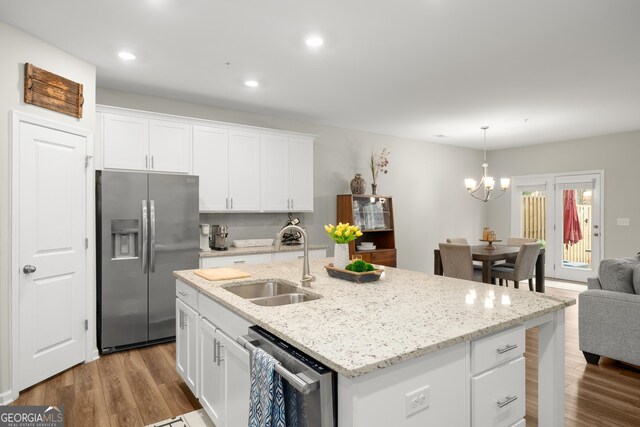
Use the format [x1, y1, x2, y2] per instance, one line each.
[250, 293, 316, 307]
[223, 280, 320, 306]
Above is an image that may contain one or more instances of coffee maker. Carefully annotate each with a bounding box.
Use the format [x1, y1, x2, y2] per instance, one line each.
[210, 224, 229, 251]
[199, 224, 211, 251]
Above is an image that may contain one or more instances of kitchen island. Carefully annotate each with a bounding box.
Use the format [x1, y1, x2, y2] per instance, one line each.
[174, 259, 574, 427]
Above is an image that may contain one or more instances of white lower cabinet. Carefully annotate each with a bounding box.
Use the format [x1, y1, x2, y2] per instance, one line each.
[176, 299, 199, 397]
[200, 248, 328, 269]
[217, 329, 251, 427]
[176, 281, 252, 427]
[199, 318, 224, 426]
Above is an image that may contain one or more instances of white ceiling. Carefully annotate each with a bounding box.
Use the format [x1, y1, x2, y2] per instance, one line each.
[2, 0, 640, 149]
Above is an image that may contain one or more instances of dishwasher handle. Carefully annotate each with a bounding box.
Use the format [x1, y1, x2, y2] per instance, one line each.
[237, 335, 319, 395]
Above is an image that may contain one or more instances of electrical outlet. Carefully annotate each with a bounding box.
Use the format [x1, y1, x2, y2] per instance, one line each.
[405, 385, 430, 417]
[617, 218, 630, 226]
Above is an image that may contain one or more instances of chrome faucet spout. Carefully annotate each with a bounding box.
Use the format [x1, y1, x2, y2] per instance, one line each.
[276, 225, 316, 287]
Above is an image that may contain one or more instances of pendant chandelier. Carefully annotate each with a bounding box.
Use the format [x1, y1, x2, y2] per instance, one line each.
[465, 126, 510, 202]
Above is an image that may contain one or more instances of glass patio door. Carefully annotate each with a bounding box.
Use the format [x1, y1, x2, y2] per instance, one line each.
[511, 172, 602, 283]
[554, 173, 602, 282]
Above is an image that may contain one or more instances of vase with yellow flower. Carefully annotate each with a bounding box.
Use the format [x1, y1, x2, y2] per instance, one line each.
[324, 223, 363, 269]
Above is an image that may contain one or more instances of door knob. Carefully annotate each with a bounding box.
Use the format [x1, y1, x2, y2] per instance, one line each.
[23, 265, 37, 274]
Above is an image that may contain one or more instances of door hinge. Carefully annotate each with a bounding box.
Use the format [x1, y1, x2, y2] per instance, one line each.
[85, 238, 89, 249]
[84, 319, 89, 331]
[85, 155, 93, 168]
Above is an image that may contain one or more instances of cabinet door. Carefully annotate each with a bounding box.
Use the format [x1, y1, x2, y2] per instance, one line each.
[193, 126, 229, 211]
[228, 130, 260, 211]
[217, 330, 251, 427]
[200, 319, 224, 426]
[103, 113, 149, 170]
[289, 138, 314, 211]
[176, 299, 199, 397]
[149, 120, 191, 173]
[260, 134, 290, 211]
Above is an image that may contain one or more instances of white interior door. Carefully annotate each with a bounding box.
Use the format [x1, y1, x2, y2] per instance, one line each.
[18, 121, 87, 390]
[554, 174, 602, 282]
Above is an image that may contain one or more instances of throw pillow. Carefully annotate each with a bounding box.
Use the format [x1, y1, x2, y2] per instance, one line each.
[598, 257, 637, 294]
[633, 264, 640, 295]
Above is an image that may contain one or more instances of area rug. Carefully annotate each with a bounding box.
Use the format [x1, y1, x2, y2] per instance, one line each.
[145, 409, 215, 427]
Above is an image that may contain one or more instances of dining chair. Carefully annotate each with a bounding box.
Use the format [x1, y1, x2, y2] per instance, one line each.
[446, 237, 469, 244]
[446, 238, 483, 270]
[491, 242, 541, 290]
[439, 243, 481, 282]
[503, 237, 538, 267]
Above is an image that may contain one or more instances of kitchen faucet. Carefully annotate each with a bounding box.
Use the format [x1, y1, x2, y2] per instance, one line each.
[275, 225, 316, 287]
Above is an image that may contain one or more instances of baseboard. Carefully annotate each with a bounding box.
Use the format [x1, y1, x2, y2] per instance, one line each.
[90, 348, 100, 361]
[0, 389, 15, 406]
[546, 280, 587, 292]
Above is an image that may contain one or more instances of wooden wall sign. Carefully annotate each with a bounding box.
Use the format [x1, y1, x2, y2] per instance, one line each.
[24, 63, 84, 118]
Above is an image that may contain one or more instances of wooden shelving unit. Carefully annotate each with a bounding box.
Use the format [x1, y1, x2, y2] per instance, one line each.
[336, 194, 397, 267]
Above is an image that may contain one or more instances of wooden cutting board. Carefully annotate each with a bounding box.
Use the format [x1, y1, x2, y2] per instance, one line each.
[194, 268, 252, 281]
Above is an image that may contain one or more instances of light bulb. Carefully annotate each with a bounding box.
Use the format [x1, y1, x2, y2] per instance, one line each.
[500, 178, 511, 189]
[484, 177, 495, 189]
[465, 179, 477, 190]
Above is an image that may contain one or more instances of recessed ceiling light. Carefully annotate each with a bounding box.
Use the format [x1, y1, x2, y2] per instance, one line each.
[305, 36, 324, 47]
[118, 51, 136, 61]
[244, 80, 259, 88]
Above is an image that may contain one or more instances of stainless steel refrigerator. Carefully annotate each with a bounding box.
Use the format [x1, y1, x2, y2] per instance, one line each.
[96, 171, 199, 353]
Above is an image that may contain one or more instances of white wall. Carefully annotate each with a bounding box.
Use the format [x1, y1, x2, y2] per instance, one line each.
[486, 130, 640, 259]
[0, 21, 96, 400]
[97, 88, 487, 272]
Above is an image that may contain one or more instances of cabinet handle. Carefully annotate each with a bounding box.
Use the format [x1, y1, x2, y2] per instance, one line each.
[230, 197, 234, 210]
[151, 155, 155, 169]
[145, 155, 148, 169]
[178, 291, 188, 297]
[216, 340, 224, 366]
[213, 338, 218, 363]
[291, 199, 294, 210]
[179, 311, 185, 330]
[233, 260, 246, 264]
[287, 199, 291, 210]
[297, 255, 305, 259]
[497, 395, 518, 408]
[497, 344, 518, 354]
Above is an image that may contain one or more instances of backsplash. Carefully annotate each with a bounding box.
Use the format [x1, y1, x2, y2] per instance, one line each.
[199, 212, 310, 243]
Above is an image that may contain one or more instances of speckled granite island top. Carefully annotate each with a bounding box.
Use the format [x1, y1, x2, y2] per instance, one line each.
[174, 258, 574, 378]
[199, 244, 328, 258]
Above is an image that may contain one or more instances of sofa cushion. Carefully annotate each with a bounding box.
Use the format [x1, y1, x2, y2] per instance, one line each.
[598, 257, 639, 294]
[633, 264, 640, 295]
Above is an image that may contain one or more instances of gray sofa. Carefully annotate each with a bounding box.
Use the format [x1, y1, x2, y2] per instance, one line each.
[579, 256, 640, 365]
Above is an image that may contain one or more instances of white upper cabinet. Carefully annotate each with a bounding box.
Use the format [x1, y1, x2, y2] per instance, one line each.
[102, 113, 191, 174]
[103, 113, 149, 171]
[228, 130, 260, 211]
[149, 120, 191, 173]
[260, 134, 290, 211]
[261, 135, 314, 212]
[289, 137, 314, 211]
[98, 106, 314, 212]
[193, 126, 229, 211]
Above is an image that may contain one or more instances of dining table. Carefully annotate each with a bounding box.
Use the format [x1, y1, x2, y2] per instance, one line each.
[434, 244, 546, 292]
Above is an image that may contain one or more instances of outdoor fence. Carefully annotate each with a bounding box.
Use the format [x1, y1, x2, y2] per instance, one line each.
[521, 195, 592, 265]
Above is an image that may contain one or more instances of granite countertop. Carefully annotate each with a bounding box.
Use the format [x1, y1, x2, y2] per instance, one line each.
[200, 244, 328, 258]
[174, 259, 575, 379]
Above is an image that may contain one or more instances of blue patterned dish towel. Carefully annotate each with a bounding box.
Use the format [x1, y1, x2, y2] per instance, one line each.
[248, 348, 286, 427]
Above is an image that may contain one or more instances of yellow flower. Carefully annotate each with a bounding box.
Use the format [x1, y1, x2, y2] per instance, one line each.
[356, 231, 363, 237]
[324, 225, 332, 233]
[335, 229, 343, 237]
[345, 229, 351, 236]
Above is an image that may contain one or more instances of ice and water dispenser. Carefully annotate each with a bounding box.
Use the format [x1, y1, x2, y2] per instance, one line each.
[111, 219, 139, 259]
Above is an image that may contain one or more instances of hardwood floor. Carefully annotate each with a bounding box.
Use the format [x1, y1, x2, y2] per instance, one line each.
[10, 287, 640, 426]
[10, 342, 200, 427]
[526, 287, 640, 427]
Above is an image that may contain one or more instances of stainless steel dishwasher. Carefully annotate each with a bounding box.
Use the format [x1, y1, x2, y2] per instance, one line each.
[238, 325, 337, 427]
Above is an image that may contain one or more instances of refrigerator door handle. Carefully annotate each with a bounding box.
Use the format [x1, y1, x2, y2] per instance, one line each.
[141, 200, 148, 273]
[150, 200, 156, 273]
